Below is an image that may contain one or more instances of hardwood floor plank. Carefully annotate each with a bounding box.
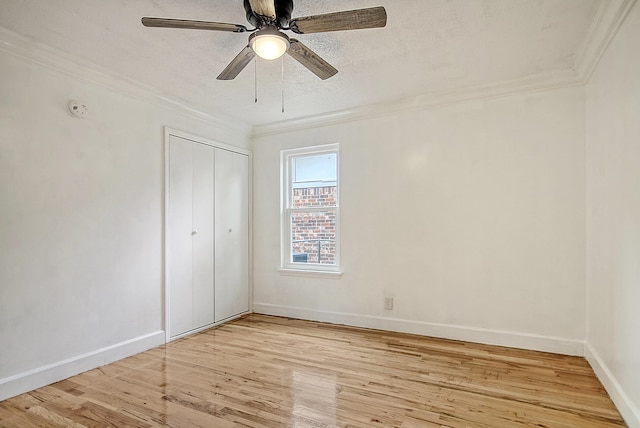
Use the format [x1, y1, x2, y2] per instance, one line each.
[0, 314, 626, 427]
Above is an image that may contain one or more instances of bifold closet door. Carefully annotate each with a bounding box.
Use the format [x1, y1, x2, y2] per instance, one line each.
[214, 149, 249, 322]
[191, 143, 215, 329]
[168, 136, 215, 338]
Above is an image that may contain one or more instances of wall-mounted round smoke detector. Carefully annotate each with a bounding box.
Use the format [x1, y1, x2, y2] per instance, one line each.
[68, 100, 88, 118]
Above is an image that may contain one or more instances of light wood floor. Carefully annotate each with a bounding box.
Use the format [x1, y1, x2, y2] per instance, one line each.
[0, 314, 625, 427]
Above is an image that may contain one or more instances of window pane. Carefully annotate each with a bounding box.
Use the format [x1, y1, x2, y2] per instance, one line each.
[292, 185, 337, 208]
[292, 153, 337, 188]
[290, 210, 336, 265]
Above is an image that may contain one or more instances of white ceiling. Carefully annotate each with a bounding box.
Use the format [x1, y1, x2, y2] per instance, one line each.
[0, 0, 608, 128]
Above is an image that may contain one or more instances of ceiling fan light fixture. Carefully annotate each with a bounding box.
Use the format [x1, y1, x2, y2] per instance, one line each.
[249, 28, 290, 60]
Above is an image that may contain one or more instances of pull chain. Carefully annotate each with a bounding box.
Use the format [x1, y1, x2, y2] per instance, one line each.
[281, 55, 285, 113]
[254, 57, 258, 103]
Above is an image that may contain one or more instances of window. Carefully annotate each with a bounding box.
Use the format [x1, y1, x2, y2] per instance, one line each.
[281, 144, 339, 272]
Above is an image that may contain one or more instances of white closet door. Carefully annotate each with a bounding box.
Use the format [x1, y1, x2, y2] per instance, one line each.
[214, 149, 249, 322]
[168, 136, 194, 337]
[191, 142, 215, 329]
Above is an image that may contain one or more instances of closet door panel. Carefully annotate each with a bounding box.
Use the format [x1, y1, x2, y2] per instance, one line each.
[168, 136, 194, 337]
[215, 149, 249, 322]
[191, 143, 215, 329]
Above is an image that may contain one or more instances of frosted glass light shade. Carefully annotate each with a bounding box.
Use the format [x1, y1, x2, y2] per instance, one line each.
[250, 30, 290, 60]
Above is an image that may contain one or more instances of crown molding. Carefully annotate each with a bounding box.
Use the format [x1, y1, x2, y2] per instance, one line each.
[252, 69, 581, 138]
[0, 26, 253, 139]
[574, 0, 637, 83]
[252, 0, 636, 139]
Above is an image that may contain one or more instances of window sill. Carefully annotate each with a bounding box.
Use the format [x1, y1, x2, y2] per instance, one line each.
[278, 269, 343, 279]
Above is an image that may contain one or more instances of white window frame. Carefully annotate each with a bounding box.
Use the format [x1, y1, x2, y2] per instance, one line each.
[281, 144, 340, 275]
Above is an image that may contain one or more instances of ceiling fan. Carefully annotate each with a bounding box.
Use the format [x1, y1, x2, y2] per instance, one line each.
[142, 0, 387, 81]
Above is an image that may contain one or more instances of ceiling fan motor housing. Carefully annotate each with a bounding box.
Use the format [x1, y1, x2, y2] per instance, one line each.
[244, 0, 293, 28]
[275, 0, 294, 28]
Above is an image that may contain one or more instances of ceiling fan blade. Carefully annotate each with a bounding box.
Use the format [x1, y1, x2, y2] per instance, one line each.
[217, 46, 256, 80]
[287, 39, 338, 80]
[289, 6, 387, 34]
[141, 17, 248, 33]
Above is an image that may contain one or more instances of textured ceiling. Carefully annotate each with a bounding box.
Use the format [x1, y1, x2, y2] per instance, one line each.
[0, 0, 602, 127]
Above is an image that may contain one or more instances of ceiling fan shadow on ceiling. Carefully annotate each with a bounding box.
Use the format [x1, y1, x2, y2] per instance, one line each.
[141, 0, 387, 81]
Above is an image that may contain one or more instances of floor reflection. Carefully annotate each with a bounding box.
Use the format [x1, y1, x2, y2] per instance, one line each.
[291, 370, 338, 427]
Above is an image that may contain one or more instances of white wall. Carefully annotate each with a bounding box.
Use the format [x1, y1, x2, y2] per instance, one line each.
[0, 49, 249, 400]
[253, 86, 586, 354]
[585, 2, 640, 426]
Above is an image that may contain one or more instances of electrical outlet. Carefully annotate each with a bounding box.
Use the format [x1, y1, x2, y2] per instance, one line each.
[384, 297, 394, 310]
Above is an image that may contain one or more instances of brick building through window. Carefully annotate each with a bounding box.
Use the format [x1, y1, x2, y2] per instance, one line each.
[291, 186, 337, 264]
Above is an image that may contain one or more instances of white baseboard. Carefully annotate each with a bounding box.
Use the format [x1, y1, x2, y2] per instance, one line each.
[0, 330, 165, 402]
[252, 303, 585, 356]
[585, 342, 640, 428]
[167, 311, 251, 341]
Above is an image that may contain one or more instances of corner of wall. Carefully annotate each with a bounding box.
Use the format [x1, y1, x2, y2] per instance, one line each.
[584, 342, 640, 427]
[574, 0, 638, 83]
